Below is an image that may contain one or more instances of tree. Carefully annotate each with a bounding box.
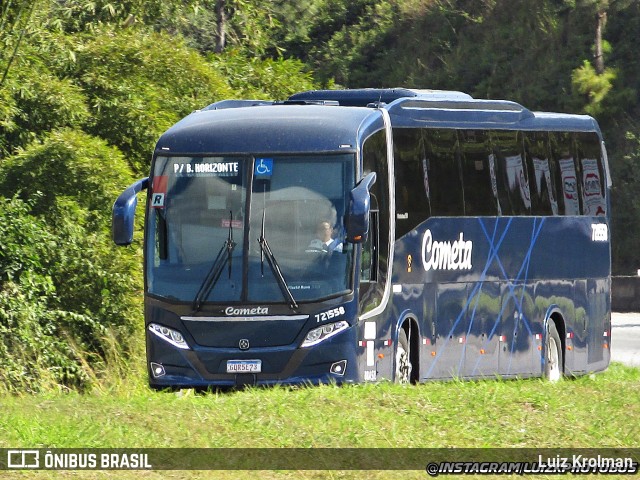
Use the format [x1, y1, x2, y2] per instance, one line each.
[576, 0, 635, 73]
[210, 52, 316, 99]
[595, 7, 607, 74]
[215, 0, 227, 53]
[610, 132, 640, 274]
[0, 0, 38, 90]
[73, 28, 232, 174]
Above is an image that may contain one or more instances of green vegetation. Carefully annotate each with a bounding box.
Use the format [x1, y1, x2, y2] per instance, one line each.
[0, 0, 316, 392]
[4, 364, 639, 447]
[0, 364, 638, 478]
[1, 0, 640, 394]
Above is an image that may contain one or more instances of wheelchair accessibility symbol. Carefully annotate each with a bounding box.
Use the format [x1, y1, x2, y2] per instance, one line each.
[255, 158, 273, 177]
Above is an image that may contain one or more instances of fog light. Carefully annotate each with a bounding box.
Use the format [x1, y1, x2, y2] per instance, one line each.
[150, 362, 166, 378]
[330, 360, 347, 376]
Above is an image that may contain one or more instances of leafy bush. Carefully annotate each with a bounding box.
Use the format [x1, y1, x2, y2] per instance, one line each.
[572, 60, 617, 116]
[0, 196, 100, 392]
[0, 129, 131, 222]
[0, 131, 143, 392]
[0, 59, 89, 157]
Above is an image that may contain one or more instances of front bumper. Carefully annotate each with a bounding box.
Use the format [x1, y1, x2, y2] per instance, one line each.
[146, 324, 359, 389]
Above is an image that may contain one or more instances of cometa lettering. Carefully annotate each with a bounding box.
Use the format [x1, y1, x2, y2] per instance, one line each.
[225, 306, 269, 316]
[422, 229, 473, 271]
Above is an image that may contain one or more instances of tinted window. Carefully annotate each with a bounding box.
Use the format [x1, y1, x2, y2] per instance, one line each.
[392, 128, 600, 222]
[393, 128, 431, 238]
[423, 129, 464, 216]
[459, 130, 500, 216]
[524, 131, 558, 215]
[575, 132, 606, 216]
[491, 130, 531, 215]
[549, 132, 581, 215]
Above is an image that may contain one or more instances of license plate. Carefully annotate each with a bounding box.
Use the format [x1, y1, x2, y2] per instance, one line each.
[226, 360, 262, 373]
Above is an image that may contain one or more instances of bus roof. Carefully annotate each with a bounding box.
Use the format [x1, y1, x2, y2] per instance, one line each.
[291, 89, 601, 134]
[288, 88, 473, 106]
[155, 104, 385, 155]
[385, 97, 601, 134]
[155, 89, 602, 155]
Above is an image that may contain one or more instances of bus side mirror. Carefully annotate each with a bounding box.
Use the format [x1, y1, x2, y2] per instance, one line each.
[112, 177, 149, 246]
[345, 172, 376, 243]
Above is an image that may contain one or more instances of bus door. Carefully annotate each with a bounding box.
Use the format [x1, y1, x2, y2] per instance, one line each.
[586, 278, 610, 372]
[571, 279, 589, 373]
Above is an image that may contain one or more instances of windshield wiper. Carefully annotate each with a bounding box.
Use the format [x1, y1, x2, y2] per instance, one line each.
[192, 211, 236, 313]
[258, 209, 299, 310]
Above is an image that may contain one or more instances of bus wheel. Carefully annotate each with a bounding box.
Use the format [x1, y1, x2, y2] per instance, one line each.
[395, 328, 412, 384]
[544, 321, 563, 382]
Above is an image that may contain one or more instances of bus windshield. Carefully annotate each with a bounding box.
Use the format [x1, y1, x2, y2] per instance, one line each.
[146, 154, 355, 305]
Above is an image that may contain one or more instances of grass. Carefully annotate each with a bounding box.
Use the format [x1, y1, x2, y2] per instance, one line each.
[0, 363, 638, 479]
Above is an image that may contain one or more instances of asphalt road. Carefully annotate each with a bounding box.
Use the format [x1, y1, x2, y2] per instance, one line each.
[611, 312, 640, 367]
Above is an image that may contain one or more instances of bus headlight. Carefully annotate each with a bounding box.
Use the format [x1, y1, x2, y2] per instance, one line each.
[301, 321, 349, 348]
[149, 323, 190, 350]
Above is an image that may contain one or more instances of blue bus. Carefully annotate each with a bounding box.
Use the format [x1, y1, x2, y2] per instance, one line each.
[113, 88, 611, 388]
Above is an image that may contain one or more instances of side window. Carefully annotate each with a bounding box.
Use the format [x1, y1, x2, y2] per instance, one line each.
[393, 128, 430, 238]
[360, 211, 379, 283]
[575, 132, 607, 216]
[459, 130, 500, 216]
[491, 130, 531, 215]
[549, 132, 581, 215]
[524, 132, 558, 215]
[423, 129, 464, 216]
[359, 130, 389, 314]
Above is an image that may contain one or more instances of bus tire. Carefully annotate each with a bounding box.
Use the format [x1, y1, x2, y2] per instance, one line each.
[544, 321, 563, 382]
[395, 328, 412, 384]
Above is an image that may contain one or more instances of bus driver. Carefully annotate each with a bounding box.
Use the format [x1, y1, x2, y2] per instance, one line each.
[307, 220, 343, 253]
